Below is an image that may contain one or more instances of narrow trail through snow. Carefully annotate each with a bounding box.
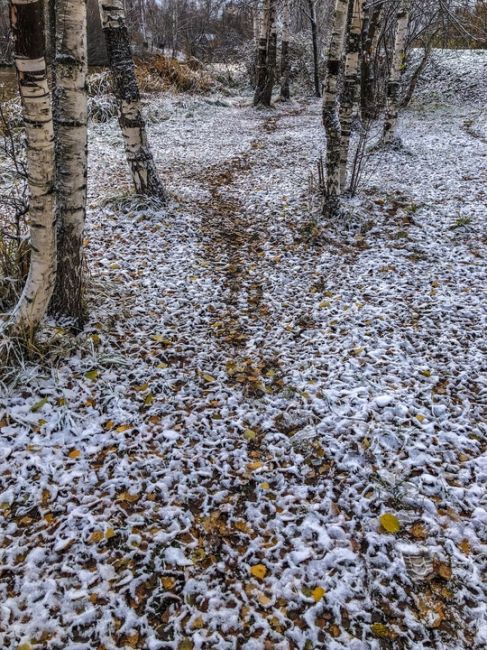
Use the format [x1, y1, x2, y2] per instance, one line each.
[1, 91, 486, 650]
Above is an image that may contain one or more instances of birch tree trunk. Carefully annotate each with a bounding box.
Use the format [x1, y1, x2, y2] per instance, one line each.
[322, 0, 349, 217]
[50, 0, 88, 324]
[339, 0, 365, 190]
[361, 1, 383, 118]
[98, 0, 166, 200]
[1, 0, 56, 343]
[280, 0, 290, 101]
[383, 0, 410, 144]
[253, 0, 276, 107]
[262, 0, 277, 106]
[307, 0, 321, 98]
[254, 0, 268, 104]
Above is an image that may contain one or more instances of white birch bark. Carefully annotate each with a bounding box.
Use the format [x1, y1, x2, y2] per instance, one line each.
[339, 0, 365, 190]
[50, 0, 88, 323]
[1, 0, 56, 343]
[254, 0, 277, 107]
[98, 0, 166, 200]
[322, 0, 349, 216]
[383, 0, 410, 144]
[254, 0, 268, 105]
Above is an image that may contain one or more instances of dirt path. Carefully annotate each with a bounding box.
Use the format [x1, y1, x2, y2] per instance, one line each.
[1, 94, 486, 650]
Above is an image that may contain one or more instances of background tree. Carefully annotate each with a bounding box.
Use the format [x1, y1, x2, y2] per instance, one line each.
[383, 0, 411, 144]
[254, 0, 277, 107]
[302, 0, 321, 97]
[280, 0, 291, 101]
[98, 0, 166, 199]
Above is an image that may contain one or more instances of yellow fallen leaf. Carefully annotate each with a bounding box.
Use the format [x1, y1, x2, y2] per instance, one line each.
[416, 414, 426, 423]
[250, 564, 267, 580]
[84, 369, 99, 381]
[162, 576, 176, 589]
[260, 482, 270, 490]
[258, 593, 272, 607]
[192, 616, 205, 629]
[117, 491, 140, 503]
[247, 461, 263, 471]
[144, 393, 154, 406]
[68, 449, 81, 459]
[202, 373, 216, 383]
[243, 428, 257, 441]
[311, 586, 326, 602]
[380, 513, 401, 534]
[115, 424, 132, 433]
[134, 383, 149, 392]
[31, 398, 48, 413]
[151, 335, 172, 345]
[178, 641, 193, 650]
[105, 527, 116, 539]
[89, 530, 104, 543]
[371, 623, 396, 639]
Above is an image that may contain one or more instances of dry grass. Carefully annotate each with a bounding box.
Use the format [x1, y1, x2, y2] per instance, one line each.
[135, 55, 216, 94]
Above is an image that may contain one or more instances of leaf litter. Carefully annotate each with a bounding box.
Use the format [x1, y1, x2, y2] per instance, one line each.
[0, 50, 486, 649]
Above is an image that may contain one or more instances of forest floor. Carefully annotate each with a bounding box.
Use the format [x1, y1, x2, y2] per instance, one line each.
[1, 51, 486, 649]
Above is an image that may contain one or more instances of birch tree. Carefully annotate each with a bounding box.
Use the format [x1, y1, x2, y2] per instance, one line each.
[50, 0, 88, 323]
[280, 0, 290, 101]
[98, 0, 166, 199]
[254, 0, 268, 104]
[383, 0, 410, 144]
[322, 0, 349, 216]
[254, 0, 277, 107]
[361, 0, 383, 118]
[339, 0, 365, 190]
[305, 0, 321, 98]
[1, 0, 56, 343]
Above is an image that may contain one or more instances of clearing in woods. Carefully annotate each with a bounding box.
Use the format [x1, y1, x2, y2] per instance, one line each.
[1, 54, 486, 649]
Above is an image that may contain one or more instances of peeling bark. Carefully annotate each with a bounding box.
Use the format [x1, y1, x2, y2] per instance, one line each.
[339, 0, 365, 190]
[322, 0, 349, 217]
[98, 0, 166, 199]
[50, 0, 88, 324]
[383, 0, 410, 144]
[1, 0, 56, 343]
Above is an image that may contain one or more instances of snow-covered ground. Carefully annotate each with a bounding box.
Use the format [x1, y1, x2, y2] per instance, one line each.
[1, 51, 486, 649]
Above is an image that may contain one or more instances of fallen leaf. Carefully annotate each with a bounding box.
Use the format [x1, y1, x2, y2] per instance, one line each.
[89, 530, 104, 543]
[370, 623, 397, 639]
[250, 564, 267, 580]
[116, 424, 132, 433]
[380, 513, 401, 534]
[31, 398, 48, 413]
[258, 593, 272, 607]
[411, 522, 427, 540]
[247, 461, 263, 471]
[312, 586, 326, 603]
[68, 449, 81, 459]
[84, 370, 99, 381]
[243, 428, 257, 441]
